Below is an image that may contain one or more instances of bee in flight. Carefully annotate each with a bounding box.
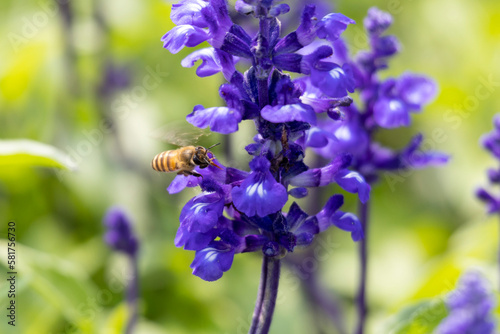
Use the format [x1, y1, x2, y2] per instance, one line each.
[151, 143, 222, 177]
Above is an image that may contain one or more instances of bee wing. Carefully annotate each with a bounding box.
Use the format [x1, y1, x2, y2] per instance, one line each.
[150, 121, 211, 147]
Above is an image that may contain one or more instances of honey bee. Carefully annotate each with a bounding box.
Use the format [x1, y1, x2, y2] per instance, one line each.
[151, 143, 222, 177]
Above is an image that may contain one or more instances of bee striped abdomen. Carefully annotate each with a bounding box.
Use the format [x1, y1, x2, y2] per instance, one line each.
[152, 150, 177, 172]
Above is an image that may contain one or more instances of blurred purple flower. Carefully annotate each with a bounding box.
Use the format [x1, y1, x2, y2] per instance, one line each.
[437, 271, 495, 334]
[103, 207, 139, 257]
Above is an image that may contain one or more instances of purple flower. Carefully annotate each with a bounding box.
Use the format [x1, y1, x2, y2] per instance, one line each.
[363, 7, 392, 36]
[179, 183, 226, 233]
[301, 8, 447, 186]
[437, 271, 495, 334]
[181, 48, 236, 80]
[187, 104, 243, 134]
[301, 46, 356, 98]
[372, 134, 449, 171]
[286, 202, 319, 247]
[261, 103, 316, 124]
[315, 195, 363, 241]
[162, 25, 209, 54]
[308, 116, 370, 159]
[232, 156, 288, 217]
[477, 114, 500, 214]
[316, 13, 355, 43]
[481, 114, 500, 159]
[334, 169, 371, 204]
[163, 0, 232, 53]
[373, 74, 437, 128]
[103, 207, 139, 256]
[190, 241, 235, 281]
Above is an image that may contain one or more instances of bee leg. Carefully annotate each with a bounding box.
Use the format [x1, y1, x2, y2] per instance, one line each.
[190, 171, 203, 178]
[178, 170, 203, 178]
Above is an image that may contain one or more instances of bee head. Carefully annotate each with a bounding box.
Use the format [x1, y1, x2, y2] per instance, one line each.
[194, 144, 222, 169]
[195, 146, 207, 159]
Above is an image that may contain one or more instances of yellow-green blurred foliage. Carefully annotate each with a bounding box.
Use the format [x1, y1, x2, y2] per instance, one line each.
[1, 0, 500, 333]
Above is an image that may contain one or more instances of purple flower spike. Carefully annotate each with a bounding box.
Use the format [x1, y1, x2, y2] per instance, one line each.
[190, 242, 235, 281]
[103, 207, 139, 256]
[187, 104, 242, 134]
[437, 271, 495, 334]
[316, 13, 355, 43]
[232, 157, 288, 217]
[160, 0, 367, 285]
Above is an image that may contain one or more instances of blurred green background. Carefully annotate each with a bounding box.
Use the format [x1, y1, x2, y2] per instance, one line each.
[1, 0, 500, 333]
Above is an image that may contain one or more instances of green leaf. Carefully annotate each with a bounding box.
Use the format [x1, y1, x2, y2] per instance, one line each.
[0, 139, 77, 170]
[387, 299, 448, 334]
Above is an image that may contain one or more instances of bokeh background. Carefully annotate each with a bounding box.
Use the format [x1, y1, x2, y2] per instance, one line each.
[1, 0, 500, 333]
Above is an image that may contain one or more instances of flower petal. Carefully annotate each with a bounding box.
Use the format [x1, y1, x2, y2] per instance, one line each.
[171, 0, 210, 27]
[315, 194, 343, 231]
[395, 74, 437, 110]
[187, 105, 242, 134]
[334, 169, 371, 203]
[231, 157, 288, 217]
[363, 7, 392, 36]
[331, 211, 363, 241]
[316, 13, 355, 42]
[190, 243, 234, 281]
[373, 97, 410, 128]
[167, 174, 201, 194]
[310, 63, 355, 98]
[181, 48, 230, 78]
[288, 187, 308, 198]
[161, 25, 209, 54]
[179, 191, 225, 233]
[174, 224, 217, 250]
[261, 103, 316, 124]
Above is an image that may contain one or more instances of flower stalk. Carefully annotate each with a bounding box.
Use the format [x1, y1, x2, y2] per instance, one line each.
[125, 254, 139, 334]
[249, 256, 281, 334]
[103, 207, 140, 333]
[355, 200, 369, 334]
